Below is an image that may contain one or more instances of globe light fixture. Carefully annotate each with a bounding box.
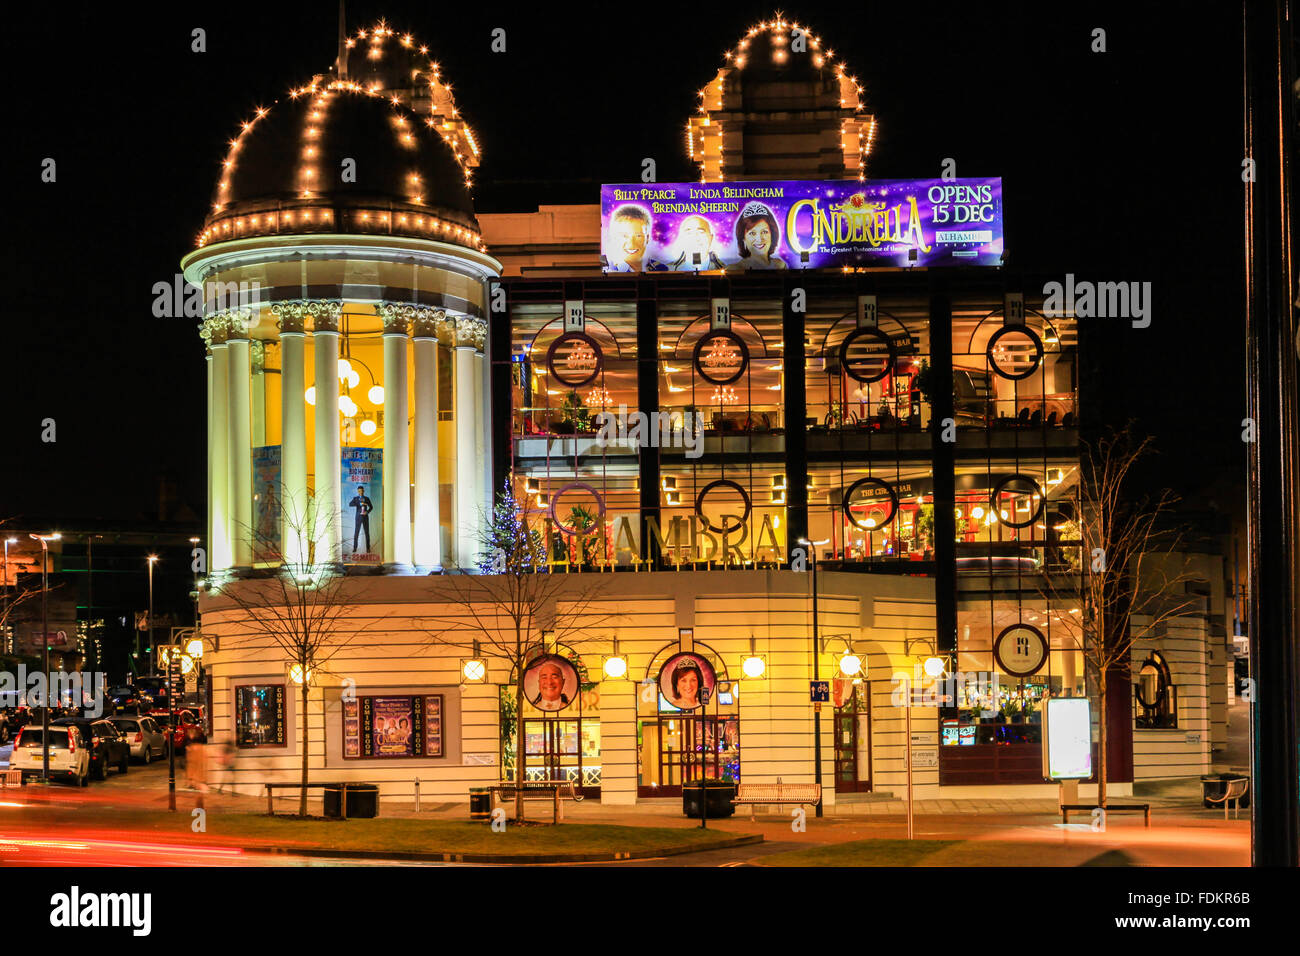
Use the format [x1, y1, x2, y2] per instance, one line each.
[360, 419, 377, 436]
[602, 655, 628, 679]
[368, 384, 385, 404]
[923, 656, 946, 678]
[338, 358, 353, 380]
[289, 663, 313, 684]
[305, 386, 317, 405]
[185, 637, 204, 659]
[461, 658, 487, 682]
[339, 395, 358, 417]
[741, 655, 767, 679]
[839, 652, 863, 677]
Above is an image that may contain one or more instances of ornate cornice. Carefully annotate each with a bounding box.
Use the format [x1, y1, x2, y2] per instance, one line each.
[250, 339, 266, 373]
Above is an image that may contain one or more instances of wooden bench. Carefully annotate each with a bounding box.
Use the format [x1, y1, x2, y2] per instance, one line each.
[1060, 803, 1150, 827]
[1204, 777, 1250, 820]
[733, 777, 822, 820]
[488, 780, 583, 823]
[0, 768, 21, 788]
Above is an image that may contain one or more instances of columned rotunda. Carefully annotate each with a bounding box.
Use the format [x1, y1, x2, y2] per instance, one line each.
[183, 26, 500, 575]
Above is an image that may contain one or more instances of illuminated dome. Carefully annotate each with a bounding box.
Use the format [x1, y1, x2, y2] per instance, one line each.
[197, 20, 484, 252]
[688, 15, 877, 181]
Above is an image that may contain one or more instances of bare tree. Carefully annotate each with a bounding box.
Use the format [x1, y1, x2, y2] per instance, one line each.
[0, 520, 51, 666]
[1041, 427, 1201, 806]
[424, 480, 620, 822]
[214, 492, 380, 816]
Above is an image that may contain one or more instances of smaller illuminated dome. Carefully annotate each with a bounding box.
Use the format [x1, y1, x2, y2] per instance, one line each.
[689, 14, 877, 182]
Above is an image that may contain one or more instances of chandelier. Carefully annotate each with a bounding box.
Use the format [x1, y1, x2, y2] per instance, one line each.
[702, 337, 740, 370]
[585, 386, 611, 407]
[710, 385, 739, 404]
[566, 342, 598, 371]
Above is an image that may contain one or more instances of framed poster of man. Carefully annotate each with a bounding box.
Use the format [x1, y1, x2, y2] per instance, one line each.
[658, 652, 716, 711]
[522, 654, 579, 712]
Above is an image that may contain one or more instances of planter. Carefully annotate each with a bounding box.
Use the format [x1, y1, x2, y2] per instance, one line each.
[323, 782, 379, 819]
[682, 780, 737, 819]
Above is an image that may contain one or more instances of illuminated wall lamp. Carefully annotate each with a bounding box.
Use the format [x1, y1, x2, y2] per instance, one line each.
[461, 658, 487, 683]
[288, 663, 313, 684]
[839, 651, 863, 677]
[602, 637, 629, 680]
[741, 638, 767, 679]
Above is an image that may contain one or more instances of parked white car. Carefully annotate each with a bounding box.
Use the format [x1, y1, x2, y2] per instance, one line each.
[9, 724, 91, 785]
[110, 715, 167, 763]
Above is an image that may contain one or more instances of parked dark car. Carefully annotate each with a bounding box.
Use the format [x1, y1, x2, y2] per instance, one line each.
[50, 718, 130, 780]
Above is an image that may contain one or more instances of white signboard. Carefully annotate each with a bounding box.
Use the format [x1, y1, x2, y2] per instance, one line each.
[1043, 697, 1093, 780]
[910, 749, 938, 769]
[910, 731, 938, 747]
[463, 753, 498, 766]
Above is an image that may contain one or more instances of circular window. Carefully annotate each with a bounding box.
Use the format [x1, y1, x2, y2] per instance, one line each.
[993, 623, 1049, 677]
[842, 477, 899, 530]
[548, 481, 605, 535]
[990, 474, 1044, 529]
[546, 332, 604, 388]
[695, 479, 751, 537]
[986, 325, 1044, 381]
[839, 328, 896, 384]
[693, 330, 749, 385]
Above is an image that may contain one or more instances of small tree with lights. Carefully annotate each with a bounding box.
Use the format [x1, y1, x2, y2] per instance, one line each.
[425, 478, 618, 822]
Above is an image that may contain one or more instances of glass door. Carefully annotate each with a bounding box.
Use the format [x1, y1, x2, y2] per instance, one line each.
[834, 683, 871, 793]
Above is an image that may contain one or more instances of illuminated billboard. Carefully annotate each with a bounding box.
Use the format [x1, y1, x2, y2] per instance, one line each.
[1043, 697, 1093, 781]
[600, 178, 1003, 273]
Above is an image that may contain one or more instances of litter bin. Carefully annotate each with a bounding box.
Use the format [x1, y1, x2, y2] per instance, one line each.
[469, 787, 492, 821]
[323, 782, 379, 819]
[682, 779, 737, 819]
[1201, 773, 1250, 809]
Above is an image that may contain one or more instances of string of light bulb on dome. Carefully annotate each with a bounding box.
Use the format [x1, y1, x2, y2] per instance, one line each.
[198, 20, 484, 249]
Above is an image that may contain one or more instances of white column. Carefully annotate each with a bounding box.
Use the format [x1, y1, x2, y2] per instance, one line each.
[209, 341, 231, 572]
[454, 339, 477, 569]
[412, 317, 440, 569]
[227, 335, 254, 568]
[313, 323, 342, 563]
[251, 342, 266, 447]
[474, 350, 489, 515]
[280, 327, 307, 566]
[382, 320, 413, 568]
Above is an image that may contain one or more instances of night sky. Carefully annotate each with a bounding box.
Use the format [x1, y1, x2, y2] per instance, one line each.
[3, 1, 1245, 526]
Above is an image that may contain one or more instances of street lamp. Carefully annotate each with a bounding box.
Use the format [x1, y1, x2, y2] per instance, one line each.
[146, 554, 159, 677]
[797, 536, 830, 817]
[29, 533, 60, 784]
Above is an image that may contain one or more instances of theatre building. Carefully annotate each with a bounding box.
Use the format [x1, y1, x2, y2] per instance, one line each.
[193, 18, 1231, 804]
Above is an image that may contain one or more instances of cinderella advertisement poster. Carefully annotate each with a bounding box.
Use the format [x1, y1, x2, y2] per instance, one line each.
[601, 177, 1003, 273]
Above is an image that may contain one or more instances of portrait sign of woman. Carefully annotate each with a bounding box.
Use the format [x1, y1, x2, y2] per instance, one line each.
[522, 654, 580, 712]
[658, 652, 717, 711]
[727, 201, 788, 271]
